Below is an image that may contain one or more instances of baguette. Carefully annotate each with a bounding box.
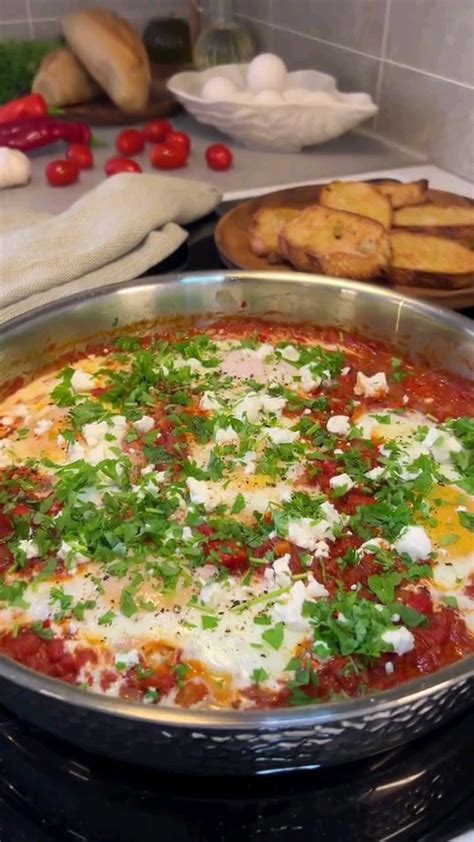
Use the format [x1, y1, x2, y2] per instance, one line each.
[376, 179, 428, 209]
[393, 203, 474, 247]
[249, 206, 302, 261]
[62, 9, 151, 111]
[388, 231, 474, 289]
[319, 180, 392, 230]
[32, 48, 100, 107]
[280, 205, 391, 279]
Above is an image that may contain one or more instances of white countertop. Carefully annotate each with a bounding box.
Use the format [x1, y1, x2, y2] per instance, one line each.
[0, 113, 471, 218]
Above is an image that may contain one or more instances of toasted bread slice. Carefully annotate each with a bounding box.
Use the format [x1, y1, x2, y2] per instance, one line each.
[388, 231, 474, 289]
[249, 206, 301, 261]
[319, 181, 392, 230]
[376, 179, 428, 209]
[280, 205, 391, 280]
[393, 203, 474, 247]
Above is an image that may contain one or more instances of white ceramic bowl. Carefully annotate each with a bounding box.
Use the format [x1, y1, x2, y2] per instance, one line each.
[167, 64, 378, 152]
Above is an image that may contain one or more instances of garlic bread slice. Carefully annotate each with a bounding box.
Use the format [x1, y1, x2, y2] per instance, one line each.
[319, 180, 392, 230]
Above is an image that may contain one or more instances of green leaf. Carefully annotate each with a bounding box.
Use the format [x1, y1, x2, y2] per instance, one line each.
[31, 621, 54, 640]
[120, 587, 138, 618]
[173, 663, 191, 686]
[367, 572, 403, 604]
[441, 595, 458, 609]
[251, 667, 268, 684]
[98, 610, 116, 626]
[459, 510, 474, 531]
[201, 615, 219, 630]
[391, 603, 427, 628]
[438, 533, 460, 546]
[253, 613, 272, 625]
[231, 492, 246, 515]
[262, 622, 285, 650]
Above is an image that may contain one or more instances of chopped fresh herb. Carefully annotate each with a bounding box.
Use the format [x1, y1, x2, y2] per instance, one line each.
[31, 622, 54, 640]
[201, 615, 219, 630]
[459, 511, 474, 532]
[251, 667, 268, 684]
[262, 622, 285, 650]
[231, 492, 246, 515]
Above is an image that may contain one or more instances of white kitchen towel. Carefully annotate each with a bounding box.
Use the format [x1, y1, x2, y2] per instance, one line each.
[0, 173, 221, 324]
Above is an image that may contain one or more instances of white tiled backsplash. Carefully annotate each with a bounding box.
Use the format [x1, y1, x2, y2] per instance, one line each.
[1, 0, 472, 181]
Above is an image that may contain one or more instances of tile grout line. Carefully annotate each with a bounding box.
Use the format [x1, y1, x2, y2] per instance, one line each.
[237, 15, 474, 90]
[25, 0, 33, 38]
[374, 0, 392, 130]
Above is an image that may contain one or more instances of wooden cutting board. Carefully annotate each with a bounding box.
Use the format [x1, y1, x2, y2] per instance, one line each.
[62, 64, 181, 126]
[215, 181, 474, 310]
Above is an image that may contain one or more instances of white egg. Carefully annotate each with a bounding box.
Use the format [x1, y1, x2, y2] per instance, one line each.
[201, 76, 238, 101]
[254, 89, 284, 105]
[246, 53, 288, 93]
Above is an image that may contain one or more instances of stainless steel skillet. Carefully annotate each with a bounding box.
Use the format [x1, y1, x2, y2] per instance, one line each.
[0, 271, 473, 776]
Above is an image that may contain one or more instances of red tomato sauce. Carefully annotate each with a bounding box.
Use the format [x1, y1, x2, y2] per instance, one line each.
[0, 626, 96, 683]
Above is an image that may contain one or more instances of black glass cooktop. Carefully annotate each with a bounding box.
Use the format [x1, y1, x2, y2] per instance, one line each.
[1, 209, 473, 842]
[1, 703, 474, 842]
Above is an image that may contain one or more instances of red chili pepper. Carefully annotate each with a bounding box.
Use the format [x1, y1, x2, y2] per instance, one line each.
[0, 93, 48, 124]
[0, 117, 91, 152]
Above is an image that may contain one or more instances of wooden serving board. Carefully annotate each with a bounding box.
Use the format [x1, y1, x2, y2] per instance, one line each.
[62, 64, 181, 126]
[215, 182, 474, 310]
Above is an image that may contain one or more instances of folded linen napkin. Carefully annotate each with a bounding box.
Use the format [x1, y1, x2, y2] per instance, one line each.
[0, 173, 221, 325]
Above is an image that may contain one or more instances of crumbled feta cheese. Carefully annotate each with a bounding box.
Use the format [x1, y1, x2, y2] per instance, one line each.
[1, 416, 13, 426]
[71, 369, 97, 393]
[279, 345, 300, 362]
[200, 392, 221, 412]
[391, 613, 400, 623]
[299, 364, 321, 392]
[341, 367, 351, 376]
[251, 343, 274, 360]
[57, 540, 88, 565]
[273, 575, 328, 632]
[18, 539, 39, 559]
[326, 415, 351, 436]
[182, 527, 193, 541]
[215, 425, 239, 445]
[329, 472, 355, 493]
[71, 416, 127, 466]
[337, 612, 348, 624]
[385, 661, 394, 675]
[393, 525, 432, 562]
[272, 553, 292, 587]
[186, 477, 215, 510]
[278, 486, 293, 503]
[422, 428, 463, 464]
[241, 451, 257, 475]
[133, 415, 155, 434]
[265, 426, 300, 445]
[287, 505, 340, 551]
[402, 395, 409, 405]
[233, 393, 286, 424]
[365, 465, 385, 481]
[358, 537, 390, 555]
[33, 418, 53, 436]
[115, 650, 140, 671]
[354, 371, 388, 399]
[200, 581, 221, 606]
[381, 627, 415, 656]
[313, 540, 330, 559]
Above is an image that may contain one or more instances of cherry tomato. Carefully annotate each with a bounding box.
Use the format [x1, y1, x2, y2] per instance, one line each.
[45, 159, 79, 187]
[205, 143, 233, 171]
[104, 156, 142, 176]
[150, 142, 188, 170]
[143, 119, 173, 143]
[115, 128, 145, 156]
[166, 130, 191, 155]
[66, 143, 94, 169]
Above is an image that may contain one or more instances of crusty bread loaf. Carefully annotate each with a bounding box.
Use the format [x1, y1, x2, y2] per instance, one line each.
[388, 230, 474, 289]
[62, 8, 151, 111]
[393, 203, 474, 247]
[280, 205, 391, 279]
[32, 48, 100, 107]
[376, 179, 428, 209]
[249, 206, 301, 261]
[319, 181, 392, 230]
